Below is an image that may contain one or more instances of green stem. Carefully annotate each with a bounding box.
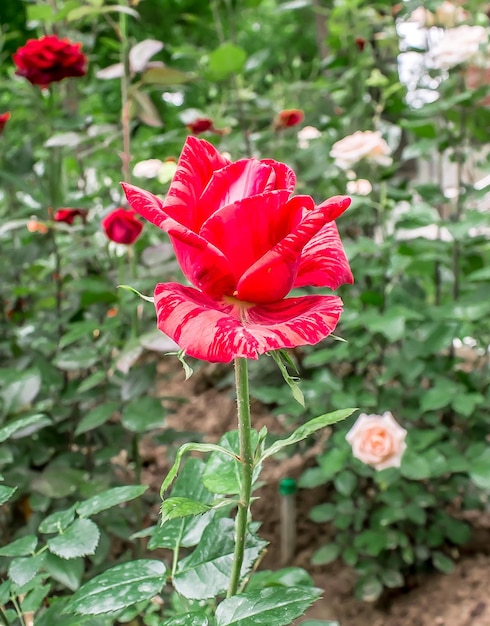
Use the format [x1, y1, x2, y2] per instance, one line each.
[227, 357, 253, 598]
[171, 519, 186, 579]
[0, 605, 10, 626]
[119, 2, 131, 184]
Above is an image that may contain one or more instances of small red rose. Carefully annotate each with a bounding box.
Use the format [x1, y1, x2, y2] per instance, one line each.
[273, 109, 305, 131]
[101, 208, 143, 245]
[185, 117, 227, 136]
[0, 112, 11, 134]
[13, 35, 87, 87]
[54, 208, 88, 225]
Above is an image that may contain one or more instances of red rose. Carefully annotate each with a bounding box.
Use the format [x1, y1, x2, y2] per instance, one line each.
[122, 137, 353, 362]
[273, 109, 305, 131]
[0, 112, 10, 134]
[101, 208, 143, 245]
[13, 35, 87, 87]
[185, 117, 227, 136]
[54, 208, 87, 225]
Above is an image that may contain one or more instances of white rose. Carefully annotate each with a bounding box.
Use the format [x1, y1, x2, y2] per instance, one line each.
[346, 178, 372, 196]
[132, 159, 164, 179]
[297, 125, 321, 149]
[330, 130, 392, 170]
[346, 412, 407, 471]
[432, 25, 489, 69]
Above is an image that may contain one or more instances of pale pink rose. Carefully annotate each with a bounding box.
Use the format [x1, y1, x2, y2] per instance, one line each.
[346, 178, 372, 196]
[330, 130, 392, 170]
[346, 412, 407, 470]
[431, 25, 489, 69]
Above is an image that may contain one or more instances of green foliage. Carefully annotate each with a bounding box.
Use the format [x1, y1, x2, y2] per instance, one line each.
[1, 0, 489, 622]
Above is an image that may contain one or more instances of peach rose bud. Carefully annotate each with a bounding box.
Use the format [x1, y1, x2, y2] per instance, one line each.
[346, 412, 407, 470]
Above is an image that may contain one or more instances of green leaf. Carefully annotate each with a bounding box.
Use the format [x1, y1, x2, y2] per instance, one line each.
[38, 504, 77, 534]
[400, 451, 431, 480]
[149, 459, 218, 550]
[47, 519, 100, 559]
[66, 3, 139, 21]
[160, 442, 238, 497]
[32, 466, 86, 498]
[432, 551, 454, 574]
[20, 582, 51, 614]
[381, 569, 404, 588]
[208, 43, 247, 80]
[160, 497, 211, 524]
[333, 470, 357, 496]
[470, 448, 490, 489]
[452, 392, 484, 417]
[75, 402, 119, 436]
[53, 348, 99, 371]
[356, 576, 383, 602]
[44, 553, 84, 591]
[0, 414, 51, 443]
[0, 369, 41, 414]
[0, 485, 17, 506]
[26, 3, 54, 21]
[8, 554, 46, 587]
[421, 384, 456, 411]
[117, 284, 154, 302]
[203, 430, 259, 495]
[354, 530, 387, 556]
[121, 396, 165, 433]
[311, 543, 340, 565]
[77, 485, 148, 517]
[246, 567, 315, 592]
[215, 586, 322, 625]
[162, 613, 211, 626]
[0, 535, 37, 557]
[174, 518, 266, 600]
[269, 350, 304, 407]
[260, 409, 356, 461]
[309, 503, 336, 523]
[298, 467, 327, 489]
[65, 560, 166, 615]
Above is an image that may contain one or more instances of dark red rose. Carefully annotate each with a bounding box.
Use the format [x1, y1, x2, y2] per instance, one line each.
[54, 208, 88, 225]
[101, 208, 143, 245]
[355, 37, 366, 51]
[13, 35, 87, 87]
[186, 118, 215, 135]
[0, 112, 10, 134]
[273, 109, 305, 131]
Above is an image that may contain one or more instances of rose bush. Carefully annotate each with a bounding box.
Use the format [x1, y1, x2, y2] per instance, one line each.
[123, 136, 352, 362]
[330, 130, 392, 170]
[101, 207, 143, 244]
[13, 35, 87, 87]
[345, 412, 407, 470]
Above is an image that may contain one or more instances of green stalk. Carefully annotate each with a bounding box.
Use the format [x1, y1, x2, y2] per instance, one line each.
[227, 357, 253, 598]
[118, 3, 131, 184]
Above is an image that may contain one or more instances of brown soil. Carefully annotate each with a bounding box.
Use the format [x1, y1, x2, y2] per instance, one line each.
[145, 359, 490, 626]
